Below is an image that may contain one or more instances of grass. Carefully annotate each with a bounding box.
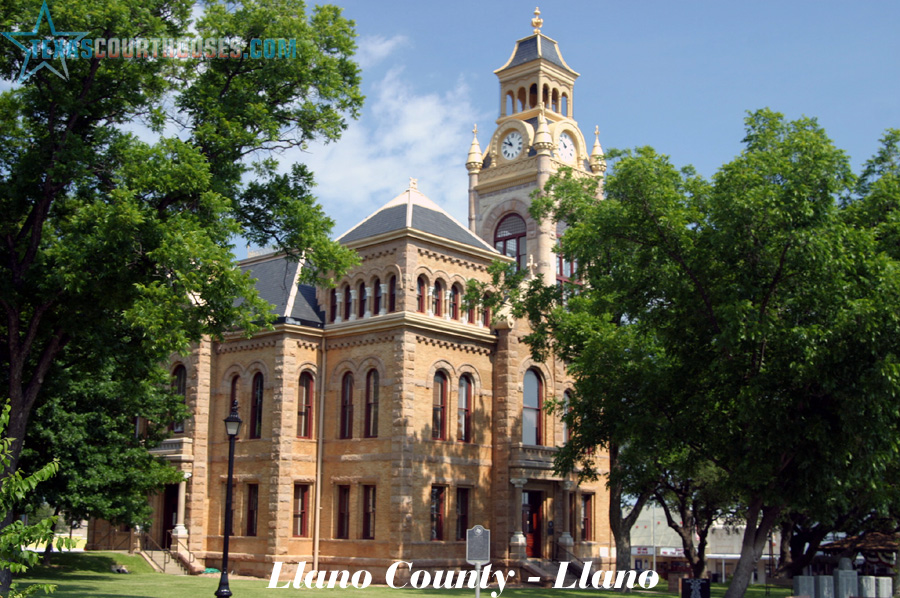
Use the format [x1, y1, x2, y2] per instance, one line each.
[16, 552, 795, 598]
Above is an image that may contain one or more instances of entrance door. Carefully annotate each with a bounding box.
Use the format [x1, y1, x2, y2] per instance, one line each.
[522, 491, 542, 558]
[162, 484, 179, 548]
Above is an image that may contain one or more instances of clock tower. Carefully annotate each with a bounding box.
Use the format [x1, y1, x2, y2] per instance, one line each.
[467, 8, 606, 283]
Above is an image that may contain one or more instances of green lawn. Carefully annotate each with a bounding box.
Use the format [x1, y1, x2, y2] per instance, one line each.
[16, 552, 794, 598]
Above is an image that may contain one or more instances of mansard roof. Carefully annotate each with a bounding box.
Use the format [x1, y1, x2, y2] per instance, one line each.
[494, 33, 578, 76]
[337, 184, 496, 253]
[237, 253, 324, 328]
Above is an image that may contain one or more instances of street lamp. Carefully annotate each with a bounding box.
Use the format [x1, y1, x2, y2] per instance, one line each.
[215, 399, 242, 598]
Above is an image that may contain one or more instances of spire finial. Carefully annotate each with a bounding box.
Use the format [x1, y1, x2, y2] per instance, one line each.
[595, 125, 600, 139]
[409, 177, 418, 190]
[473, 124, 478, 136]
[532, 7, 543, 34]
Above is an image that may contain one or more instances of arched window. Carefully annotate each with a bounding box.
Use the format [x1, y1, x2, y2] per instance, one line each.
[171, 365, 187, 433]
[523, 369, 542, 445]
[551, 89, 559, 113]
[432, 372, 447, 440]
[450, 285, 460, 320]
[330, 288, 337, 323]
[517, 88, 526, 112]
[561, 93, 569, 117]
[298, 372, 314, 439]
[250, 372, 264, 439]
[562, 390, 573, 444]
[529, 83, 538, 108]
[542, 84, 550, 108]
[433, 280, 444, 317]
[417, 276, 427, 313]
[373, 278, 382, 315]
[458, 375, 472, 443]
[494, 214, 527, 271]
[340, 373, 353, 439]
[365, 369, 379, 438]
[505, 91, 514, 115]
[388, 276, 397, 312]
[358, 282, 366, 318]
[343, 284, 351, 321]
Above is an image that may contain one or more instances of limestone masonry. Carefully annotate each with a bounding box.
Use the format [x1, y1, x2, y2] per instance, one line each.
[88, 8, 614, 581]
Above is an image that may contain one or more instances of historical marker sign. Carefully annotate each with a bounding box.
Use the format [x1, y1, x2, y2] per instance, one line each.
[466, 525, 491, 566]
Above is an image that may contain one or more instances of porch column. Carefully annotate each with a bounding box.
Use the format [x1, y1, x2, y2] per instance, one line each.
[510, 478, 527, 558]
[172, 473, 190, 544]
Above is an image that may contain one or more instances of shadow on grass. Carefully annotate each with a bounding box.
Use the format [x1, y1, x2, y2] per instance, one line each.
[24, 552, 121, 575]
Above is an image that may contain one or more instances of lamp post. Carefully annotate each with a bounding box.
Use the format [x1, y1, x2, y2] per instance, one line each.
[215, 400, 242, 598]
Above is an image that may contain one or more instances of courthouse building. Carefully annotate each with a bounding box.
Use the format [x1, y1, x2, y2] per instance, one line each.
[89, 9, 615, 580]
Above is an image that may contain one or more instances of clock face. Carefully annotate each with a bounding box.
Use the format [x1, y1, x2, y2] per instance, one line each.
[501, 131, 523, 160]
[558, 132, 575, 163]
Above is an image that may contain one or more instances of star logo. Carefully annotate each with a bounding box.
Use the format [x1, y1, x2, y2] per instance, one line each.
[2, 1, 89, 83]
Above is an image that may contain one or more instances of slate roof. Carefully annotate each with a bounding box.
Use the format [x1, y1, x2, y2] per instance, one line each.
[238, 255, 324, 327]
[337, 186, 497, 253]
[495, 34, 577, 75]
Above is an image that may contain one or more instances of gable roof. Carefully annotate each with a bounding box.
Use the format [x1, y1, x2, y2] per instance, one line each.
[337, 184, 497, 253]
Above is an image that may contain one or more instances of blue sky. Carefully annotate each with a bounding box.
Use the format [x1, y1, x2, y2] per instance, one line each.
[290, 0, 900, 248]
[4, 1, 898, 254]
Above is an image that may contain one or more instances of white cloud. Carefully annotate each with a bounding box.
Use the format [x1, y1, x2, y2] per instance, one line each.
[294, 66, 489, 238]
[356, 35, 408, 69]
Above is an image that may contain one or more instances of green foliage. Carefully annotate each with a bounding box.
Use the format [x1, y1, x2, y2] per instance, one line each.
[0, 0, 362, 591]
[496, 109, 900, 594]
[19, 357, 185, 528]
[0, 401, 71, 598]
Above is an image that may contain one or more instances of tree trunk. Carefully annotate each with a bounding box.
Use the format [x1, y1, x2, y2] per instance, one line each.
[723, 500, 783, 598]
[608, 444, 651, 592]
[775, 519, 794, 578]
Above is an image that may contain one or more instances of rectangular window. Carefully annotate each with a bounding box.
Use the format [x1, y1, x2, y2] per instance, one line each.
[456, 488, 469, 541]
[293, 484, 309, 537]
[362, 485, 376, 540]
[581, 494, 593, 542]
[246, 484, 259, 536]
[222, 482, 234, 536]
[430, 486, 445, 541]
[336, 485, 350, 539]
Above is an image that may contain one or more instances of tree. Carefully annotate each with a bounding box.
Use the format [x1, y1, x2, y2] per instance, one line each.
[501, 110, 900, 598]
[0, 401, 69, 598]
[650, 455, 731, 580]
[19, 354, 186, 536]
[0, 0, 362, 592]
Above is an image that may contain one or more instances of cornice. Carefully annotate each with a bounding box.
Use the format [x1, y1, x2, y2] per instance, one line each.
[341, 227, 500, 264]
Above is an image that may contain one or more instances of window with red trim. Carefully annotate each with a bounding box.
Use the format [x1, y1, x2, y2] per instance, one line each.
[298, 372, 314, 438]
[523, 369, 542, 445]
[432, 372, 447, 440]
[494, 214, 527, 271]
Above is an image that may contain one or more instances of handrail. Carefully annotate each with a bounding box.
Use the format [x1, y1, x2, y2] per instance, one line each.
[166, 530, 195, 563]
[556, 543, 587, 579]
[139, 532, 171, 571]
